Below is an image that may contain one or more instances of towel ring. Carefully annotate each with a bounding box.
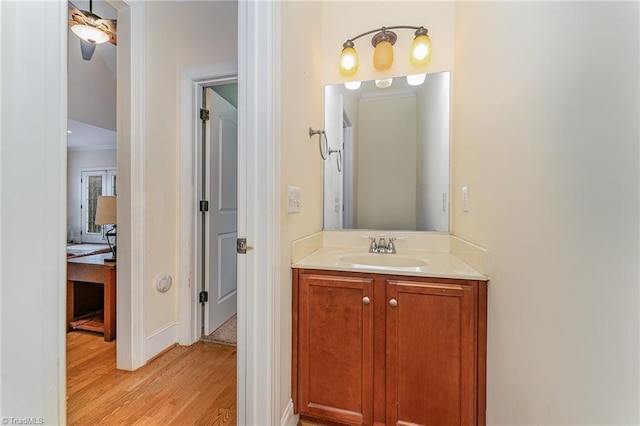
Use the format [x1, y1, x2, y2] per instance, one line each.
[328, 148, 342, 172]
[309, 127, 329, 160]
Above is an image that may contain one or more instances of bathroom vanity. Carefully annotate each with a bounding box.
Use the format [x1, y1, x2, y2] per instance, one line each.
[291, 232, 488, 425]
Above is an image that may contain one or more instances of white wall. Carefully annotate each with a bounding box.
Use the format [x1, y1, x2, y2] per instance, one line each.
[416, 71, 449, 231]
[0, 1, 67, 422]
[452, 2, 639, 423]
[357, 95, 416, 229]
[143, 1, 237, 357]
[280, 0, 324, 417]
[67, 149, 117, 242]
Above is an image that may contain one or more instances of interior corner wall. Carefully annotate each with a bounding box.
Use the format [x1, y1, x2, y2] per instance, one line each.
[416, 71, 450, 232]
[143, 1, 237, 358]
[67, 149, 117, 242]
[452, 2, 639, 423]
[280, 0, 324, 417]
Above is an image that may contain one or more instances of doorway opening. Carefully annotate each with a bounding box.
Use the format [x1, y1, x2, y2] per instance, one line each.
[198, 83, 239, 344]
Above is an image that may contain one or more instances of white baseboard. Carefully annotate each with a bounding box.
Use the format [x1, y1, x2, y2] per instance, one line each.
[280, 399, 298, 426]
[145, 320, 179, 361]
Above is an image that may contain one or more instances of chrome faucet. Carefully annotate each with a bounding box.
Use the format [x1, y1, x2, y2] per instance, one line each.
[368, 236, 397, 254]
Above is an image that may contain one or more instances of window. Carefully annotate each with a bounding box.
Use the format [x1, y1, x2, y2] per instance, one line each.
[81, 169, 116, 243]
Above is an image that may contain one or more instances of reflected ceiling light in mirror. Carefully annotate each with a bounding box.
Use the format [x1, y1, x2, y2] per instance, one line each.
[339, 25, 431, 76]
[375, 78, 393, 89]
[344, 81, 362, 90]
[406, 74, 426, 86]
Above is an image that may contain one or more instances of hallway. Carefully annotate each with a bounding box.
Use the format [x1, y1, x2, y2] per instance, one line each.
[67, 332, 236, 425]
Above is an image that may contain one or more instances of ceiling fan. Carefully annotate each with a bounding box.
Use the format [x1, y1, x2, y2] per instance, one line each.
[68, 0, 117, 61]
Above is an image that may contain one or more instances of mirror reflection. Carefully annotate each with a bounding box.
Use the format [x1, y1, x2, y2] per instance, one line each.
[323, 71, 451, 232]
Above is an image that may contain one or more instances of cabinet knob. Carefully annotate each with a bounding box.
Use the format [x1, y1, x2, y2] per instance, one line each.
[389, 298, 398, 307]
[362, 296, 371, 305]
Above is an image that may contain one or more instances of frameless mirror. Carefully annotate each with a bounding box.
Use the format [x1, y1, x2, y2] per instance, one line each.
[323, 71, 451, 232]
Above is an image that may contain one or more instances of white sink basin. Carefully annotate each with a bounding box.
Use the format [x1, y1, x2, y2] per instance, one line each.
[339, 253, 428, 269]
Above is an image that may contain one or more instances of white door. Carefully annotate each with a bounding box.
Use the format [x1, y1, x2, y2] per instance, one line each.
[80, 168, 116, 243]
[204, 88, 238, 334]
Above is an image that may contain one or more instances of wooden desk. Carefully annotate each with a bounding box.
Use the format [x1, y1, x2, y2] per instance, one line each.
[67, 253, 116, 342]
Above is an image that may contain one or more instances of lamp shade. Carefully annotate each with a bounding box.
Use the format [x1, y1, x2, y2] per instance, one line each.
[71, 24, 110, 44]
[95, 196, 117, 225]
[410, 33, 432, 66]
[340, 46, 359, 76]
[373, 40, 394, 70]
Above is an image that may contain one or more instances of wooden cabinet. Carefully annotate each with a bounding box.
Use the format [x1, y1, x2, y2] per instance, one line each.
[295, 272, 374, 424]
[293, 269, 487, 426]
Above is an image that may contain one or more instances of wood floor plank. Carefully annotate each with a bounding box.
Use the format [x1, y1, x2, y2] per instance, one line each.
[67, 331, 236, 425]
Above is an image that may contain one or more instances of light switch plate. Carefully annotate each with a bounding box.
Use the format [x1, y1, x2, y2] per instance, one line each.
[462, 186, 470, 212]
[287, 186, 301, 213]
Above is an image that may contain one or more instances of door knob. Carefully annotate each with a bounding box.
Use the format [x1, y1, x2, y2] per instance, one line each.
[362, 296, 371, 305]
[389, 298, 398, 307]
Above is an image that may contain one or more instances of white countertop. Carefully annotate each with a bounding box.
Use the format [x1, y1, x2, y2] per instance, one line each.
[292, 246, 488, 281]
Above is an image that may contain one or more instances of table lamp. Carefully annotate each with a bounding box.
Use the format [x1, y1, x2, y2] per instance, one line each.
[95, 195, 117, 262]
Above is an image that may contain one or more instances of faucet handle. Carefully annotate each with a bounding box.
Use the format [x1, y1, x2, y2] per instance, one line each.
[387, 238, 397, 254]
[368, 237, 378, 253]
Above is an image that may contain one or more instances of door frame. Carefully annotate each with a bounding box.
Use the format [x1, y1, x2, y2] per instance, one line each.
[178, 63, 238, 345]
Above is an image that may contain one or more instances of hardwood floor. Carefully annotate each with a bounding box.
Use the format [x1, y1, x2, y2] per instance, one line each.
[67, 331, 236, 425]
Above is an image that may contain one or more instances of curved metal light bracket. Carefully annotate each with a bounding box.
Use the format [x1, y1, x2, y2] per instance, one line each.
[343, 25, 428, 47]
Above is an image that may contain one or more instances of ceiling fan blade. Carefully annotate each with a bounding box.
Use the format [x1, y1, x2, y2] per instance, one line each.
[68, 1, 88, 25]
[96, 19, 117, 45]
[80, 39, 96, 61]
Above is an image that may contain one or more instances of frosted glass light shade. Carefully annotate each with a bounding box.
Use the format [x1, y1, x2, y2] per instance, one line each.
[406, 74, 426, 86]
[71, 24, 110, 44]
[344, 81, 361, 90]
[340, 46, 359, 76]
[410, 34, 432, 66]
[375, 78, 393, 89]
[373, 40, 394, 70]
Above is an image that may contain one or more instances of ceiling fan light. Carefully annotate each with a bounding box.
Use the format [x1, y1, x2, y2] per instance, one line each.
[71, 24, 109, 44]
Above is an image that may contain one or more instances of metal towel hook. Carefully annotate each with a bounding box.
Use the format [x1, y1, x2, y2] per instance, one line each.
[309, 127, 329, 160]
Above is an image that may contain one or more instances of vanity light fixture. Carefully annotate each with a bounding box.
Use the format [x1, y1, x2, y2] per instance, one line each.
[339, 25, 432, 76]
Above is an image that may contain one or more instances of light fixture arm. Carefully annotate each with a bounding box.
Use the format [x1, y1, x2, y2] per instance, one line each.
[343, 25, 428, 47]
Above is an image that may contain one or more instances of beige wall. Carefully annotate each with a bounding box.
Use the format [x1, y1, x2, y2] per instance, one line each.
[144, 1, 238, 336]
[279, 0, 325, 414]
[357, 96, 417, 229]
[452, 2, 639, 423]
[322, 1, 454, 84]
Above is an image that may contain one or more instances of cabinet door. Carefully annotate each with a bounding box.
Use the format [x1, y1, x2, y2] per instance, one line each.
[386, 280, 476, 425]
[298, 272, 374, 425]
